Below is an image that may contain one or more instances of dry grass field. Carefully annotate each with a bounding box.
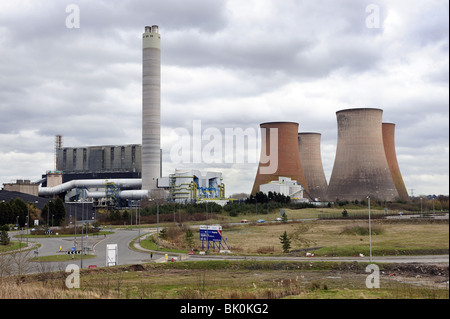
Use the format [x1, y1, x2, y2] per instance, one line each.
[192, 219, 449, 256]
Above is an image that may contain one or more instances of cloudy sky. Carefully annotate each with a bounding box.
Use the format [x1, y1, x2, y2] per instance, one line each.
[0, 0, 448, 197]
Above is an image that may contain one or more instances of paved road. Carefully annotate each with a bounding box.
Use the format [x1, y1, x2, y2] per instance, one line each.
[187, 254, 449, 264]
[6, 227, 449, 275]
[9, 228, 166, 274]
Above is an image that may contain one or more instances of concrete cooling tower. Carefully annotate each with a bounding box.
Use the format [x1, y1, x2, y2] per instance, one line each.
[326, 108, 399, 201]
[142, 25, 161, 195]
[251, 122, 309, 196]
[382, 123, 409, 201]
[298, 133, 328, 201]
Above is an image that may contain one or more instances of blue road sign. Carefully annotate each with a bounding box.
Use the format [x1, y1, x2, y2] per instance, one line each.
[199, 226, 222, 242]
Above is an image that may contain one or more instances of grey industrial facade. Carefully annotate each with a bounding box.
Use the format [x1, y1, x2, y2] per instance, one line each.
[56, 144, 141, 174]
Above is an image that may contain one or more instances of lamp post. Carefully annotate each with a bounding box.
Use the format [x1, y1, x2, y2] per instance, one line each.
[26, 204, 29, 247]
[157, 201, 159, 251]
[47, 200, 51, 229]
[26, 200, 38, 247]
[149, 198, 159, 251]
[420, 197, 423, 217]
[138, 196, 141, 243]
[367, 196, 372, 262]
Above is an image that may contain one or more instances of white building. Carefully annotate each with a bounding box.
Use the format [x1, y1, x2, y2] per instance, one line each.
[158, 169, 225, 203]
[259, 177, 308, 201]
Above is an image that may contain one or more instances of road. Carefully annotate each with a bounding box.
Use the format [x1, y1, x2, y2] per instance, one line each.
[9, 228, 165, 274]
[6, 227, 449, 275]
[188, 254, 449, 264]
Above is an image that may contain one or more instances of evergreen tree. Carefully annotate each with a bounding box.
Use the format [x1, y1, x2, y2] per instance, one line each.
[185, 228, 194, 249]
[0, 230, 10, 245]
[42, 198, 66, 226]
[279, 231, 291, 253]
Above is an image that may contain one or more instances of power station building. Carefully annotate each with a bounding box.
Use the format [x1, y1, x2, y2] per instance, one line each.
[259, 177, 306, 201]
[55, 144, 142, 178]
[326, 108, 406, 201]
[297, 133, 328, 201]
[157, 169, 225, 203]
[382, 123, 409, 201]
[251, 122, 310, 198]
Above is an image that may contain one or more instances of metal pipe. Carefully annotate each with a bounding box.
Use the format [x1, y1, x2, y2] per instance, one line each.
[86, 189, 149, 199]
[38, 179, 142, 196]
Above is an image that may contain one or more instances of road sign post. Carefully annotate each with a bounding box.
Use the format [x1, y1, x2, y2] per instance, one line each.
[199, 225, 230, 251]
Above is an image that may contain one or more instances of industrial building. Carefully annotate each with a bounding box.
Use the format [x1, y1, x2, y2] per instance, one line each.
[56, 145, 141, 175]
[158, 169, 225, 203]
[326, 108, 404, 201]
[2, 179, 39, 197]
[259, 177, 307, 201]
[251, 122, 310, 198]
[297, 133, 328, 201]
[38, 143, 145, 206]
[382, 123, 409, 201]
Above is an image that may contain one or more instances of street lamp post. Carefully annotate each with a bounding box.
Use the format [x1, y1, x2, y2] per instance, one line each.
[138, 196, 141, 243]
[149, 198, 159, 251]
[367, 196, 372, 262]
[420, 197, 423, 217]
[26, 200, 38, 247]
[157, 202, 159, 251]
[26, 204, 29, 247]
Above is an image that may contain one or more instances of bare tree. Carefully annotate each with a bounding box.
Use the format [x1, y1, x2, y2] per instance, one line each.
[34, 261, 54, 287]
[0, 253, 13, 281]
[9, 249, 33, 282]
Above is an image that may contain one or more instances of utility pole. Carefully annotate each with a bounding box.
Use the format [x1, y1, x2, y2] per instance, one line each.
[157, 202, 159, 251]
[367, 196, 372, 262]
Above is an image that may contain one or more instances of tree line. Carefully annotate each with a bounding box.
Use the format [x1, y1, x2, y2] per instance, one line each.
[0, 197, 66, 227]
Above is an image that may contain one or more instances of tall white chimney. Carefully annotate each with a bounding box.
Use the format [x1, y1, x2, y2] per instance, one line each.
[142, 25, 161, 195]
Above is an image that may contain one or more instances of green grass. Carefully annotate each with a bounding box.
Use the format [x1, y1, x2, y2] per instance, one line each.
[138, 235, 189, 254]
[15, 231, 114, 239]
[0, 241, 26, 252]
[29, 254, 97, 262]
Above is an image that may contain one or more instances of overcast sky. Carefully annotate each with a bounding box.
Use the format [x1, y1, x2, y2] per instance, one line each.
[0, 0, 448, 197]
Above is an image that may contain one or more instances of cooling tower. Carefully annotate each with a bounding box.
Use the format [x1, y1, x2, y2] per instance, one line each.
[142, 25, 161, 195]
[326, 108, 399, 201]
[251, 122, 309, 196]
[382, 123, 409, 201]
[298, 133, 328, 201]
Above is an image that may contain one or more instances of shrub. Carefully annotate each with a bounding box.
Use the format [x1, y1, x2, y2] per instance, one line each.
[340, 224, 385, 236]
[0, 230, 10, 245]
[342, 209, 348, 217]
